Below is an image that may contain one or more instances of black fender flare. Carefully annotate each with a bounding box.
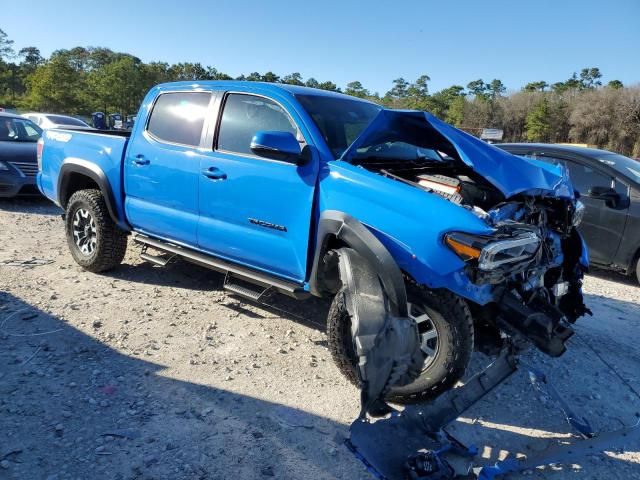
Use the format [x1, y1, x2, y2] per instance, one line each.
[309, 210, 408, 318]
[57, 159, 124, 226]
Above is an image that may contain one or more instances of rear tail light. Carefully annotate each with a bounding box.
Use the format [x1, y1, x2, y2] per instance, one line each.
[37, 138, 44, 171]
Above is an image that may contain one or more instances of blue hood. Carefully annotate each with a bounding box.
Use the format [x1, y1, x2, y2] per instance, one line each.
[340, 110, 574, 199]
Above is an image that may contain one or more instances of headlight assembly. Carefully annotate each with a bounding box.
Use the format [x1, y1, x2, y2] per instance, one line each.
[0, 161, 9, 171]
[445, 231, 541, 271]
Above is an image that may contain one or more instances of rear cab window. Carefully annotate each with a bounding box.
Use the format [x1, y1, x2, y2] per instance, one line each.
[146, 92, 211, 147]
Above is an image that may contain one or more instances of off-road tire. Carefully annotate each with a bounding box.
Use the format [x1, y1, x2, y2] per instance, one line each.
[327, 285, 474, 404]
[635, 257, 640, 285]
[65, 189, 127, 273]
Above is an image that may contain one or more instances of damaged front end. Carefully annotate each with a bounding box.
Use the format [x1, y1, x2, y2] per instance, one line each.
[444, 197, 590, 357]
[332, 110, 591, 412]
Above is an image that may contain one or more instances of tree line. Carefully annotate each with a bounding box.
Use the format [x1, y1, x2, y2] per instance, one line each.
[1, 28, 639, 156]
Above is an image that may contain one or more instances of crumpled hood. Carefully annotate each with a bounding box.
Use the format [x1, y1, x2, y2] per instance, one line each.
[340, 109, 574, 199]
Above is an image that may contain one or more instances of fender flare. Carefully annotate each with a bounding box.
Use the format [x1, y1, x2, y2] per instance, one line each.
[57, 159, 124, 227]
[309, 210, 408, 317]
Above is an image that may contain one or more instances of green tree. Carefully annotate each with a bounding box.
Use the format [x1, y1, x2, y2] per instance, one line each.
[579, 67, 602, 89]
[387, 77, 409, 99]
[89, 56, 146, 115]
[525, 98, 551, 141]
[345, 81, 369, 98]
[488, 79, 506, 99]
[523, 81, 548, 92]
[282, 72, 304, 86]
[305, 77, 320, 88]
[18, 47, 43, 71]
[261, 71, 280, 83]
[607, 79, 623, 89]
[0, 28, 14, 60]
[466, 79, 489, 100]
[23, 56, 86, 112]
[446, 95, 466, 126]
[318, 80, 340, 92]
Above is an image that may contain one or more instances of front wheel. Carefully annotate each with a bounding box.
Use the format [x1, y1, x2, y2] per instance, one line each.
[327, 286, 474, 404]
[65, 189, 127, 272]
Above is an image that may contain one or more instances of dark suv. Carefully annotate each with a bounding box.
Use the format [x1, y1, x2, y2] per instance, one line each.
[498, 143, 640, 283]
[0, 112, 43, 197]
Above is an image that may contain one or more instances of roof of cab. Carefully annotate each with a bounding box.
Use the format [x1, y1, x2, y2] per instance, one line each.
[155, 80, 375, 102]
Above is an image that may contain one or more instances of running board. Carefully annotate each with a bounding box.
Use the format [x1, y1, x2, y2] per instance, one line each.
[224, 272, 273, 301]
[132, 233, 308, 299]
[140, 245, 174, 266]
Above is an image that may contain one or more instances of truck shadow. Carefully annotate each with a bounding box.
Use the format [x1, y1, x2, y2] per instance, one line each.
[1, 293, 639, 479]
[107, 253, 331, 332]
[0, 292, 359, 480]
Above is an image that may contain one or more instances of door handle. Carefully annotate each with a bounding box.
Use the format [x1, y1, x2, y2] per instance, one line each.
[202, 167, 227, 180]
[133, 154, 150, 166]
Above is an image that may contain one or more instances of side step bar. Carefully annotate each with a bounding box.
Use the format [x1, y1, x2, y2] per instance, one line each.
[133, 233, 308, 300]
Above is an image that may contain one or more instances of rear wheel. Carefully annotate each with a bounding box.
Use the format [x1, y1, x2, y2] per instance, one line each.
[65, 189, 127, 272]
[327, 285, 474, 403]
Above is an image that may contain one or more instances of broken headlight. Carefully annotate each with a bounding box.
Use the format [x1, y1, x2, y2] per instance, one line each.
[445, 231, 541, 270]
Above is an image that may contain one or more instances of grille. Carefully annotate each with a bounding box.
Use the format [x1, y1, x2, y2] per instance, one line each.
[9, 162, 38, 177]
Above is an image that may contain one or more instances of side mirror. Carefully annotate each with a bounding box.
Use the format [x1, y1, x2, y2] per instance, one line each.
[588, 185, 620, 208]
[250, 131, 304, 165]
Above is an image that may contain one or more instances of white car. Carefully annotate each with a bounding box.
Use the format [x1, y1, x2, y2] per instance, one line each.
[22, 113, 92, 130]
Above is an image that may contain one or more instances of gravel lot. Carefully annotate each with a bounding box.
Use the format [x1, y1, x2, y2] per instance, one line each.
[1, 197, 639, 480]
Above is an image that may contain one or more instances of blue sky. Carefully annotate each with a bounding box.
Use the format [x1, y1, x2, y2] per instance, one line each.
[3, 0, 639, 94]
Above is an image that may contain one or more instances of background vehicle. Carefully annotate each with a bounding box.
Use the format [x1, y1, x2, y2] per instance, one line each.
[108, 113, 124, 130]
[498, 143, 640, 283]
[23, 113, 92, 130]
[37, 82, 588, 408]
[0, 112, 43, 197]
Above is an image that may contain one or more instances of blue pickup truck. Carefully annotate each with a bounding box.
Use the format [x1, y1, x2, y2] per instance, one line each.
[37, 81, 589, 411]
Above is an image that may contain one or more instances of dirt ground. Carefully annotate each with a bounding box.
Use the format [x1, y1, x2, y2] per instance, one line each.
[1, 197, 639, 480]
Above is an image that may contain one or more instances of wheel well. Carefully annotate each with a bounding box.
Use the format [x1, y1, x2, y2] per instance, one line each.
[312, 233, 348, 295]
[60, 173, 100, 208]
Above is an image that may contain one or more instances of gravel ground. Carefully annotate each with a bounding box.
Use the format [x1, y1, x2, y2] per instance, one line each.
[1, 197, 639, 480]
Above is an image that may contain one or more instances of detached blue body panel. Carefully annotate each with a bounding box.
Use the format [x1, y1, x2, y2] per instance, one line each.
[38, 80, 585, 307]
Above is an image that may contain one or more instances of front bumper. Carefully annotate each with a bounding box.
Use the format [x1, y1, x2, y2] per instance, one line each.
[0, 163, 39, 197]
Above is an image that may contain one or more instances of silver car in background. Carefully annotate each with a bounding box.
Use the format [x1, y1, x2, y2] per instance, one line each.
[22, 113, 92, 130]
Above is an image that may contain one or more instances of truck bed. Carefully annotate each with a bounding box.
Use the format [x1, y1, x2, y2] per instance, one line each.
[38, 128, 130, 226]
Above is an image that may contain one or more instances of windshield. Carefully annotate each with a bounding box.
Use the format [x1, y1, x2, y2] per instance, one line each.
[46, 115, 89, 127]
[0, 117, 43, 142]
[595, 152, 640, 184]
[295, 94, 381, 158]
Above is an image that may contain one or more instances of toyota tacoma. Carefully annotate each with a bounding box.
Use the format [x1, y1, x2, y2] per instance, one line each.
[37, 81, 590, 412]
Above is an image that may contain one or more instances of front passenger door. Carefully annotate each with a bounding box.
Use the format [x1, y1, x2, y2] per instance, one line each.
[197, 93, 317, 282]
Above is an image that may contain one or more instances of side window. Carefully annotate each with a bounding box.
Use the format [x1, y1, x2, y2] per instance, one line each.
[217, 94, 298, 156]
[146, 92, 211, 147]
[565, 160, 613, 195]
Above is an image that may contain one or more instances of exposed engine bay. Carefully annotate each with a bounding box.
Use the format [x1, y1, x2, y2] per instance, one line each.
[353, 153, 590, 359]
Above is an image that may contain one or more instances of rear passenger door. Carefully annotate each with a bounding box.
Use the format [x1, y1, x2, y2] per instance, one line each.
[124, 91, 212, 247]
